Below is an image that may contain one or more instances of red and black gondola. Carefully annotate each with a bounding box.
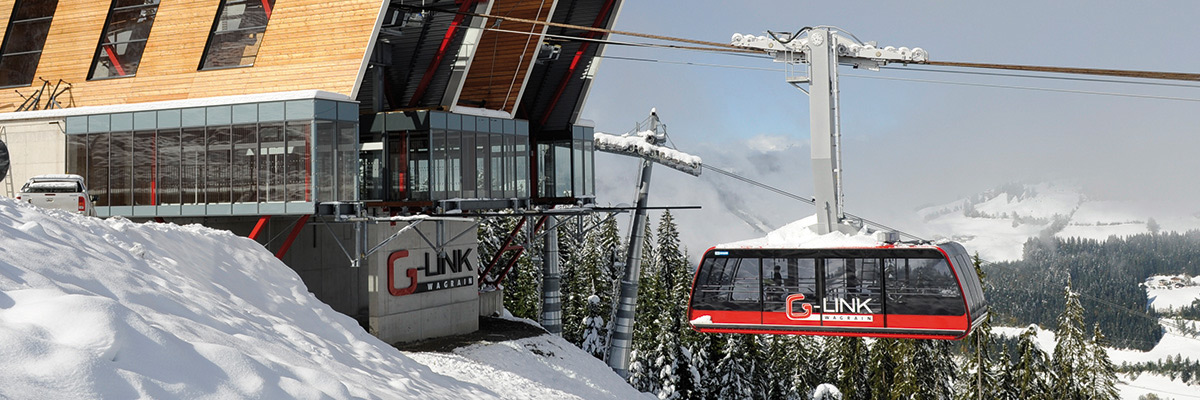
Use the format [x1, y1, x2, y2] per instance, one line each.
[687, 241, 987, 340]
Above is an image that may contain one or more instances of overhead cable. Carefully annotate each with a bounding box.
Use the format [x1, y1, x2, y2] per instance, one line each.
[701, 164, 924, 241]
[401, 5, 1200, 82]
[886, 65, 1200, 89]
[925, 61, 1200, 82]
[844, 73, 1200, 103]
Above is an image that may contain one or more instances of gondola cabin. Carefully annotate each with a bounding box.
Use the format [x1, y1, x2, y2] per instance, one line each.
[687, 242, 987, 340]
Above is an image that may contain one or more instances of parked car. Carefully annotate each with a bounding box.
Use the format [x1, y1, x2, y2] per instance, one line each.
[16, 174, 96, 216]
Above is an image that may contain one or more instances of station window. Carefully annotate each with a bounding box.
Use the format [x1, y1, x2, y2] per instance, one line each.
[200, 0, 275, 70]
[0, 0, 58, 87]
[89, 0, 160, 79]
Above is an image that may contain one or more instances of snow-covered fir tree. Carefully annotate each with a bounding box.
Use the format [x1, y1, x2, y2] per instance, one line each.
[628, 349, 654, 392]
[956, 316, 1002, 400]
[715, 334, 756, 400]
[1085, 324, 1119, 400]
[762, 335, 800, 400]
[828, 336, 868, 400]
[581, 294, 606, 359]
[1052, 281, 1090, 400]
[910, 339, 958, 400]
[810, 383, 842, 400]
[556, 215, 587, 345]
[1011, 325, 1052, 400]
[685, 329, 718, 399]
[993, 349, 1019, 400]
[866, 338, 898, 400]
[957, 255, 1003, 400]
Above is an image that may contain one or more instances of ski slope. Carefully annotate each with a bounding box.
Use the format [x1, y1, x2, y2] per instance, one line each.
[0, 197, 642, 399]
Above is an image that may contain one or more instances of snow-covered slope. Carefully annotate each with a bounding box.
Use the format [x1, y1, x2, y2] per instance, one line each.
[919, 182, 1200, 261]
[0, 197, 641, 399]
[994, 324, 1200, 399]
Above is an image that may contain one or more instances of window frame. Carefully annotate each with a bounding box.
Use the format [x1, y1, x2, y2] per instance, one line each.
[197, 0, 276, 71]
[0, 0, 59, 88]
[87, 0, 162, 80]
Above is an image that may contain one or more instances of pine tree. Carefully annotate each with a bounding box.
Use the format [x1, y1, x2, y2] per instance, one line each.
[909, 339, 957, 400]
[1011, 325, 1052, 400]
[1052, 281, 1090, 400]
[957, 255, 1001, 400]
[557, 215, 587, 345]
[828, 336, 869, 400]
[686, 331, 718, 400]
[994, 348, 1018, 400]
[653, 211, 701, 398]
[628, 349, 654, 393]
[890, 339, 922, 399]
[762, 335, 800, 400]
[1087, 324, 1119, 400]
[715, 334, 756, 400]
[793, 336, 829, 398]
[866, 338, 898, 400]
[581, 294, 607, 359]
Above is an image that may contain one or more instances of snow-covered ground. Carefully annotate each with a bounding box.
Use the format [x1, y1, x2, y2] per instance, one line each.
[994, 324, 1200, 399]
[919, 182, 1200, 262]
[0, 197, 642, 399]
[1145, 274, 1200, 312]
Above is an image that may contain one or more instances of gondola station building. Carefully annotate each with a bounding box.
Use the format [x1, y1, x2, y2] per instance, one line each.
[0, 0, 622, 343]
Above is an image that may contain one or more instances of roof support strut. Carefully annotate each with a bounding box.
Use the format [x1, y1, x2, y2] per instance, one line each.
[409, 0, 478, 107]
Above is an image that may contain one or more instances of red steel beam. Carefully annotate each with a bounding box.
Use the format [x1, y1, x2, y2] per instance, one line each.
[249, 215, 272, 240]
[488, 215, 549, 287]
[274, 215, 310, 259]
[538, 0, 615, 126]
[408, 0, 477, 107]
[260, 0, 272, 18]
[479, 215, 528, 284]
[103, 45, 127, 76]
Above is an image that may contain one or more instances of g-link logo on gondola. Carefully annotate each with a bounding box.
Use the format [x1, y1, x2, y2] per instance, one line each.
[785, 294, 875, 322]
[387, 249, 475, 297]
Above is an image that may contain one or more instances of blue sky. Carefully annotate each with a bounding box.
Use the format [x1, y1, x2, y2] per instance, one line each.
[579, 0, 1200, 250]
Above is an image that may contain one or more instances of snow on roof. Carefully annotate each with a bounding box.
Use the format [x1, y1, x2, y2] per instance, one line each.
[0, 90, 351, 121]
[0, 197, 642, 399]
[718, 215, 882, 248]
[594, 130, 702, 176]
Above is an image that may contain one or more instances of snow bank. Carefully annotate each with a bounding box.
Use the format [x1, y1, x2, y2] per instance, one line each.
[0, 197, 641, 399]
[408, 325, 653, 400]
[719, 215, 880, 248]
[594, 130, 702, 176]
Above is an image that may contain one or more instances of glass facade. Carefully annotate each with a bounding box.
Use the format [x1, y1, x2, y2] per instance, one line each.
[360, 111, 532, 203]
[89, 0, 160, 79]
[0, 0, 58, 87]
[64, 98, 358, 216]
[200, 0, 275, 69]
[535, 124, 594, 199]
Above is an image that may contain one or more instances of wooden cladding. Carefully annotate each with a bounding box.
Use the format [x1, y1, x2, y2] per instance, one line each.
[0, 0, 383, 112]
[456, 0, 554, 114]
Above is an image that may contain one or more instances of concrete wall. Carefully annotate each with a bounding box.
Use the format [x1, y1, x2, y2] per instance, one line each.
[368, 219, 480, 344]
[0, 118, 66, 196]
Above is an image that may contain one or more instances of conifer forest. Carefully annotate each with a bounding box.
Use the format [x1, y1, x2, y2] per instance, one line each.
[479, 212, 1200, 399]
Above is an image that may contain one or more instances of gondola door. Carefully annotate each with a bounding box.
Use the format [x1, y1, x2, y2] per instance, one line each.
[820, 257, 886, 329]
[762, 257, 821, 329]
